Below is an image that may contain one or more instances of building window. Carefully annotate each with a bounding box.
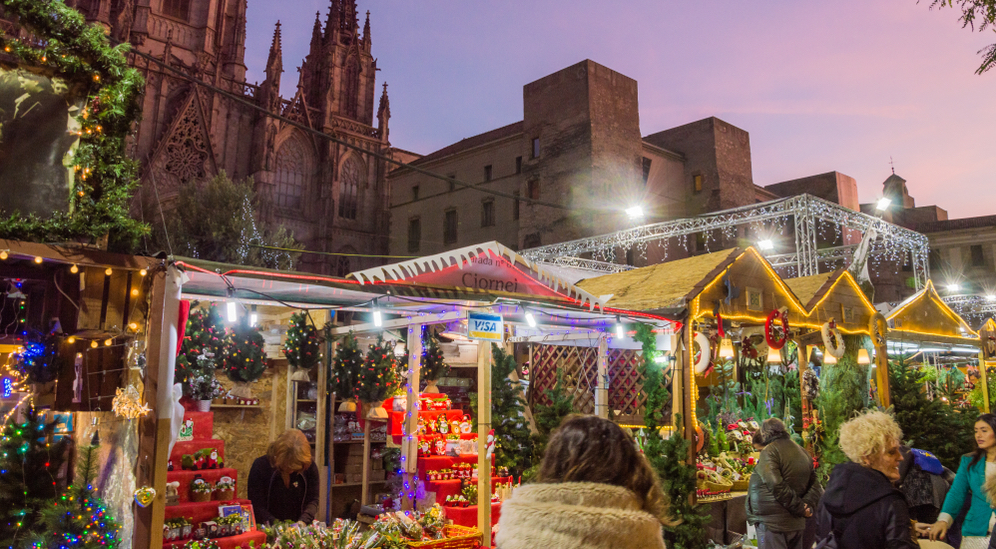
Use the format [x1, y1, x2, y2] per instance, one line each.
[332, 247, 354, 277]
[523, 233, 541, 249]
[512, 191, 520, 220]
[693, 174, 703, 194]
[162, 0, 190, 20]
[274, 133, 312, 211]
[484, 165, 493, 182]
[527, 179, 539, 200]
[338, 157, 363, 219]
[971, 244, 986, 267]
[443, 209, 458, 244]
[408, 217, 421, 253]
[448, 175, 456, 192]
[531, 138, 540, 159]
[642, 157, 652, 185]
[515, 156, 522, 174]
[411, 184, 419, 202]
[481, 199, 495, 227]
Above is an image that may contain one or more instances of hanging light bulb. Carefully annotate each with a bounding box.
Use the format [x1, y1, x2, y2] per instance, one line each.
[90, 340, 98, 349]
[67, 336, 76, 344]
[227, 301, 238, 323]
[615, 317, 624, 339]
[104, 267, 112, 276]
[524, 310, 537, 328]
[70, 264, 79, 274]
[139, 268, 147, 276]
[767, 346, 781, 363]
[373, 308, 383, 327]
[0, 250, 7, 260]
[250, 305, 258, 327]
[104, 338, 113, 347]
[128, 322, 138, 332]
[33, 256, 42, 264]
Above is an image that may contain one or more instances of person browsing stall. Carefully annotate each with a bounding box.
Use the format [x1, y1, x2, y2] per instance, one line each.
[247, 429, 320, 525]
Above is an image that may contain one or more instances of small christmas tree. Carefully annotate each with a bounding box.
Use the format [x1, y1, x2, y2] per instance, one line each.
[420, 335, 450, 383]
[484, 344, 534, 478]
[0, 407, 69, 546]
[224, 317, 268, 383]
[13, 332, 61, 384]
[330, 332, 363, 400]
[354, 337, 403, 404]
[176, 304, 227, 395]
[34, 434, 122, 548]
[529, 369, 577, 465]
[283, 312, 320, 371]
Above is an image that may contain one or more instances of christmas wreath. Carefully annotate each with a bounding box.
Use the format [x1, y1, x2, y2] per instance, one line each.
[821, 320, 845, 359]
[765, 310, 789, 350]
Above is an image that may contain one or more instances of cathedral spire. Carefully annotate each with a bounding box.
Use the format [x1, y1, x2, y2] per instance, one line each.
[342, 0, 358, 34]
[324, 0, 340, 43]
[265, 20, 283, 82]
[362, 10, 371, 50]
[377, 81, 390, 143]
[308, 12, 323, 58]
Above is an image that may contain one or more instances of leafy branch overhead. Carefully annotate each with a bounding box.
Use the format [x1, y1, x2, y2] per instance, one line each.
[929, 0, 996, 73]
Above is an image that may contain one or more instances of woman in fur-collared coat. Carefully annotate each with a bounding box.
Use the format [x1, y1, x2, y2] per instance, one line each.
[495, 415, 675, 549]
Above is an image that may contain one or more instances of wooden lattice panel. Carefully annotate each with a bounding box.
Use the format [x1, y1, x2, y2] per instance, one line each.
[607, 350, 644, 418]
[528, 345, 647, 419]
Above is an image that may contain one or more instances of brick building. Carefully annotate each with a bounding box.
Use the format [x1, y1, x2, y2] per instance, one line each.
[1, 0, 401, 275]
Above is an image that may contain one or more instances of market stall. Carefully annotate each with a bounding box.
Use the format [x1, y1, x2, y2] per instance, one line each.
[884, 280, 983, 411]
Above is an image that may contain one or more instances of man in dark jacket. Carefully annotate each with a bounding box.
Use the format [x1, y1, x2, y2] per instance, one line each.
[746, 418, 822, 549]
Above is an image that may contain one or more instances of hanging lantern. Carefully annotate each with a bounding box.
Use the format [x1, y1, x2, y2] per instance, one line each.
[719, 338, 735, 360]
[857, 348, 871, 365]
[823, 351, 837, 365]
[767, 346, 781, 363]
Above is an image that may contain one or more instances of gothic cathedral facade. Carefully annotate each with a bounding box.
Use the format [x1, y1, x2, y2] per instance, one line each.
[19, 0, 395, 275]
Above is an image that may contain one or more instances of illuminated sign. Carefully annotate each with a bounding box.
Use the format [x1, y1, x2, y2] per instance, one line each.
[467, 312, 504, 342]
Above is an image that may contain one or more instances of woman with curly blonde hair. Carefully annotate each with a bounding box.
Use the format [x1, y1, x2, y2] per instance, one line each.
[496, 415, 676, 549]
[815, 410, 918, 549]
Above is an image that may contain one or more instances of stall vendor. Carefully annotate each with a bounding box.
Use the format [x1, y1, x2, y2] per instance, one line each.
[247, 429, 320, 525]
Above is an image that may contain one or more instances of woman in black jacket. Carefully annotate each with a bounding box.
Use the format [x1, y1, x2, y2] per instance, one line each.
[247, 429, 320, 525]
[816, 410, 918, 549]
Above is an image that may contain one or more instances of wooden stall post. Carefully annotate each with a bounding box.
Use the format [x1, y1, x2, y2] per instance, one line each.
[682, 324, 696, 466]
[402, 324, 423, 510]
[361, 418, 372, 505]
[875, 340, 891, 408]
[670, 333, 682, 429]
[476, 341, 492, 542]
[980, 351, 991, 414]
[595, 334, 609, 419]
[133, 264, 181, 549]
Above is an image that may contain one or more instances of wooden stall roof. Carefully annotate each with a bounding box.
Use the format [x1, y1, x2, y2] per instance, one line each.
[785, 270, 877, 335]
[577, 248, 741, 314]
[886, 280, 979, 345]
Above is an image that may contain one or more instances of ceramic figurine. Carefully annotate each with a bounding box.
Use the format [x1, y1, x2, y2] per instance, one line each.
[460, 415, 472, 434]
[438, 416, 449, 435]
[451, 419, 461, 434]
[416, 417, 426, 436]
[434, 438, 446, 456]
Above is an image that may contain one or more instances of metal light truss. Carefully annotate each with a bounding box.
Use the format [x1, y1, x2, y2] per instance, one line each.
[944, 295, 996, 322]
[521, 193, 931, 288]
[548, 256, 635, 274]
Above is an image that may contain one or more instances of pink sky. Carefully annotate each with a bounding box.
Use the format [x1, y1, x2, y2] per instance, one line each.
[245, 1, 996, 220]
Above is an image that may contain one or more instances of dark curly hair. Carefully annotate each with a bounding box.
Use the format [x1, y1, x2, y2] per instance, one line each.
[536, 414, 677, 525]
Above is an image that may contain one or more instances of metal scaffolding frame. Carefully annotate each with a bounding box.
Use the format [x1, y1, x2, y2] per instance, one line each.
[522, 193, 930, 288]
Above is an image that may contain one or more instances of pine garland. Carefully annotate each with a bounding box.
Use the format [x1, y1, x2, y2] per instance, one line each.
[354, 336, 403, 404]
[0, 0, 147, 250]
[0, 407, 69, 546]
[224, 317, 267, 383]
[33, 438, 121, 547]
[634, 323, 707, 549]
[469, 344, 534, 478]
[283, 312, 320, 371]
[330, 332, 363, 400]
[176, 304, 227, 396]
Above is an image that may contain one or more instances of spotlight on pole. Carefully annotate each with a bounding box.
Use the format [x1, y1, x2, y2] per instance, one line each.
[625, 205, 644, 220]
[876, 197, 892, 211]
[947, 283, 961, 292]
[757, 239, 774, 251]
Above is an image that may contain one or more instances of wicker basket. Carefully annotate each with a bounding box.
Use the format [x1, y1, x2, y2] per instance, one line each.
[407, 525, 481, 549]
[701, 469, 733, 493]
[731, 474, 751, 492]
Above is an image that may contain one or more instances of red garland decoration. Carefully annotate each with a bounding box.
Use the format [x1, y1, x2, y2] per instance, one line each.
[716, 312, 725, 338]
[765, 309, 789, 350]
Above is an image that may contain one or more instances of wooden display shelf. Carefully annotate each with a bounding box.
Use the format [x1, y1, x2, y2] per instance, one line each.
[333, 480, 389, 488]
[209, 404, 262, 409]
[333, 439, 387, 444]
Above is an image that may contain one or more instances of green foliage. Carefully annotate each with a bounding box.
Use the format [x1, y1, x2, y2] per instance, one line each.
[13, 332, 62, 384]
[176, 303, 227, 396]
[530, 369, 576, 461]
[633, 324, 707, 549]
[968, 365, 996, 410]
[0, 407, 69, 546]
[420, 335, 450, 382]
[155, 172, 302, 268]
[702, 359, 741, 424]
[890, 360, 979, 471]
[224, 316, 267, 383]
[0, 0, 148, 249]
[33, 441, 121, 548]
[283, 312, 321, 371]
[485, 344, 534, 478]
[929, 0, 996, 74]
[814, 336, 869, 480]
[330, 332, 363, 399]
[354, 336, 403, 404]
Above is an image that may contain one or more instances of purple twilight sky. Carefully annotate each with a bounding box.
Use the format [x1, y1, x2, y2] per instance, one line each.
[243, 0, 996, 220]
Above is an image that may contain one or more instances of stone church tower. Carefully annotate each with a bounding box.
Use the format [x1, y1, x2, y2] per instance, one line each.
[9, 0, 394, 275]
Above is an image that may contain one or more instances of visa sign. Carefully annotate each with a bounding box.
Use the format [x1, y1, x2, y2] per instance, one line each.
[467, 312, 504, 341]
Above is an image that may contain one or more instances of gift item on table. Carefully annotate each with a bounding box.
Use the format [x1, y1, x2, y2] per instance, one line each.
[460, 415, 472, 434]
[434, 438, 447, 456]
[445, 435, 461, 456]
[165, 481, 180, 506]
[214, 476, 235, 501]
[437, 416, 450, 435]
[393, 394, 407, 411]
[190, 477, 213, 502]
